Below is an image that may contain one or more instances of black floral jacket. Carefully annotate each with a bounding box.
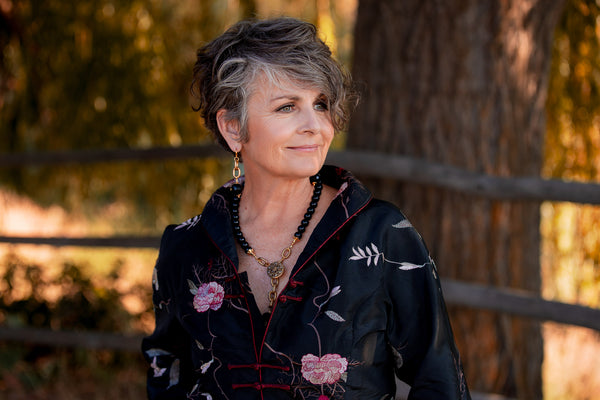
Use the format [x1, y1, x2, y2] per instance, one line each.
[142, 166, 470, 400]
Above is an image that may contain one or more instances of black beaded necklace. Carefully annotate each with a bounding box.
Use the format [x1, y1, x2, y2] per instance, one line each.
[231, 174, 322, 309]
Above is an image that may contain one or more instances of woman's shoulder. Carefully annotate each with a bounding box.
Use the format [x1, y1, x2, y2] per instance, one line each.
[357, 198, 411, 227]
[350, 198, 430, 260]
[157, 214, 206, 254]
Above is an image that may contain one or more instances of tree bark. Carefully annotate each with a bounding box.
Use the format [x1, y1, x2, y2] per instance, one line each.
[348, 0, 566, 398]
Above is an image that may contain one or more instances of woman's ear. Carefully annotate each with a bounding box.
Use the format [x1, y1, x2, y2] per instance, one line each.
[216, 109, 242, 152]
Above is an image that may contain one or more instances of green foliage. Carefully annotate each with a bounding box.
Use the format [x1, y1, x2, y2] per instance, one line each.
[0, 0, 252, 152]
[546, 0, 600, 181]
[0, 252, 150, 397]
[0, 342, 147, 398]
[0, 252, 151, 332]
[0, 0, 245, 225]
[543, 0, 600, 307]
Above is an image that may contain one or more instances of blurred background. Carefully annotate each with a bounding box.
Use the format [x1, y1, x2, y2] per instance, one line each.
[0, 0, 599, 399]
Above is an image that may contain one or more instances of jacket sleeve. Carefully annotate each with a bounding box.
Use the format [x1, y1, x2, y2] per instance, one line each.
[383, 216, 470, 400]
[141, 226, 199, 399]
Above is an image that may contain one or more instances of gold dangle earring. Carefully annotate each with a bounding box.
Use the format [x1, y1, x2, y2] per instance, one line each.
[232, 151, 241, 184]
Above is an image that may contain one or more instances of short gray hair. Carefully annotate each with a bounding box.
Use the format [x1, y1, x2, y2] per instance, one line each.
[190, 17, 357, 152]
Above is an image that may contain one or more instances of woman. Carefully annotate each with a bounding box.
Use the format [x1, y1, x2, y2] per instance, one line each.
[143, 17, 470, 400]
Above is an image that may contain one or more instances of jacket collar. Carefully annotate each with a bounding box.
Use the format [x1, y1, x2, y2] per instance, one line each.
[199, 165, 373, 269]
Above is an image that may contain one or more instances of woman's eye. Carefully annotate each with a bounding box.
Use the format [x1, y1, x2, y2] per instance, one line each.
[315, 101, 329, 111]
[277, 104, 293, 112]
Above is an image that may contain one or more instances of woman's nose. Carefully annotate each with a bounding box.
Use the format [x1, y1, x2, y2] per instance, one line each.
[298, 108, 321, 134]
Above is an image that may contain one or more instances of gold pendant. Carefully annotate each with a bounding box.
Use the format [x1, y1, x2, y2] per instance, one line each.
[267, 261, 285, 279]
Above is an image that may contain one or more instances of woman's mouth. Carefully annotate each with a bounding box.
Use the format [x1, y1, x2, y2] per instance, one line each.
[288, 145, 319, 151]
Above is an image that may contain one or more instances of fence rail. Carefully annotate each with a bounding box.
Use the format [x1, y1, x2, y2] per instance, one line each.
[326, 151, 600, 205]
[0, 235, 161, 248]
[0, 143, 226, 166]
[0, 326, 142, 352]
[2, 145, 599, 204]
[442, 280, 600, 331]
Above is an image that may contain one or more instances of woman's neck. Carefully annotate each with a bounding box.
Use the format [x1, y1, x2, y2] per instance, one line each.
[238, 174, 315, 229]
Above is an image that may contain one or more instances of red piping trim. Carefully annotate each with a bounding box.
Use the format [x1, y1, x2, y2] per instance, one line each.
[288, 279, 304, 287]
[279, 294, 303, 302]
[203, 229, 262, 376]
[258, 195, 374, 361]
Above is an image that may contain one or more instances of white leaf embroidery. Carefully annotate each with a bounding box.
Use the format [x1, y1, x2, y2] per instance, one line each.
[167, 359, 180, 388]
[145, 348, 172, 357]
[325, 310, 346, 322]
[335, 182, 349, 197]
[200, 358, 214, 374]
[152, 268, 159, 291]
[175, 215, 202, 230]
[390, 345, 404, 369]
[330, 286, 342, 298]
[150, 357, 167, 378]
[371, 243, 379, 254]
[392, 219, 412, 229]
[320, 286, 342, 309]
[399, 262, 426, 271]
[350, 245, 382, 267]
[350, 244, 430, 271]
[373, 251, 381, 266]
[188, 279, 198, 295]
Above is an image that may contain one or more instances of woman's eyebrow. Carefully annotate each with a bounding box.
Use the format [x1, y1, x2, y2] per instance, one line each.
[270, 94, 300, 103]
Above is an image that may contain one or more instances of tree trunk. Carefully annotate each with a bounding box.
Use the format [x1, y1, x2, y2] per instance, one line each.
[348, 0, 566, 398]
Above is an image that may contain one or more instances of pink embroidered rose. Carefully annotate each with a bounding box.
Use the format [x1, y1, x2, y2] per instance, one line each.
[301, 353, 348, 385]
[193, 282, 224, 312]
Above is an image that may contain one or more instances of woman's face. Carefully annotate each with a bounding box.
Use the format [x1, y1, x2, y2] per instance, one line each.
[238, 76, 334, 182]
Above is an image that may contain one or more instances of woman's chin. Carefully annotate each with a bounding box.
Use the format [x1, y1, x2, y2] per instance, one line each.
[290, 162, 324, 178]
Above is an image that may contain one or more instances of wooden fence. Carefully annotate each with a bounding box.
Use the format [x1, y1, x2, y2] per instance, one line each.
[2, 144, 600, 399]
[2, 143, 600, 329]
